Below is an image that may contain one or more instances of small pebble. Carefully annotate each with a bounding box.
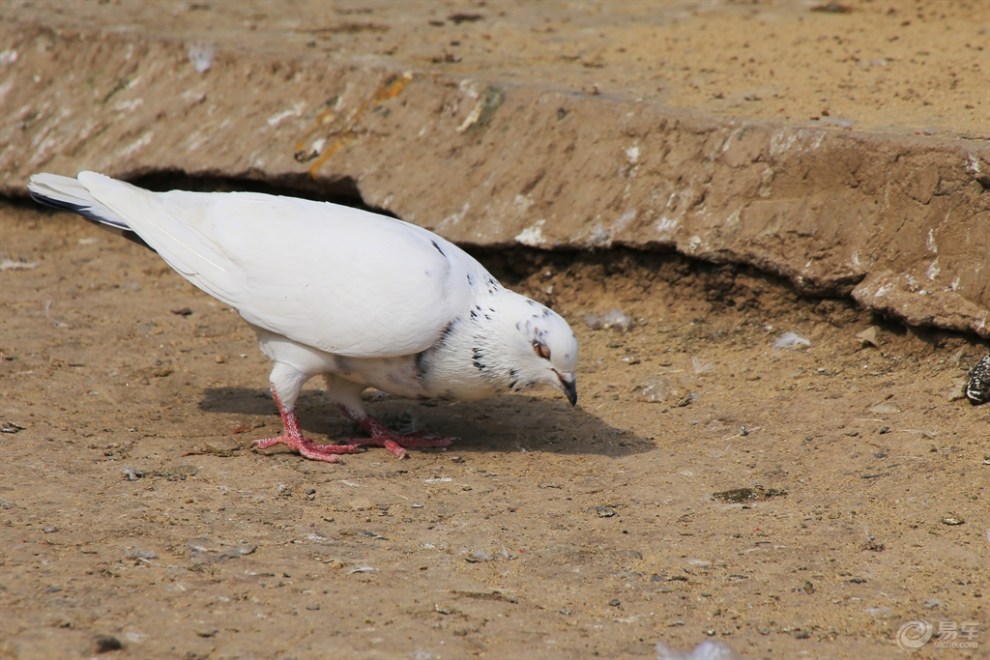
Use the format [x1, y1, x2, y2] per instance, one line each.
[220, 543, 257, 559]
[855, 326, 881, 348]
[349, 496, 374, 511]
[93, 635, 123, 654]
[773, 331, 811, 349]
[126, 549, 159, 561]
[0, 421, 25, 434]
[122, 467, 144, 481]
[359, 530, 387, 540]
[811, 2, 854, 14]
[636, 376, 686, 404]
[346, 566, 377, 574]
[861, 536, 884, 552]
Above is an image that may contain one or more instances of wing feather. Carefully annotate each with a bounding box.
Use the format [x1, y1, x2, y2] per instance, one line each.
[76, 172, 480, 357]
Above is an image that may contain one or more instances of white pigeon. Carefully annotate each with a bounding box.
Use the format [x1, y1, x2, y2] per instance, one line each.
[28, 172, 579, 463]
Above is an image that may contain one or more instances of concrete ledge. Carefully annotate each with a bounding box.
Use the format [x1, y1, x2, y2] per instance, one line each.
[2, 23, 988, 337]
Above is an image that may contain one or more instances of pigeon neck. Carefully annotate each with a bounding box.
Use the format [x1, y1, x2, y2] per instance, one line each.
[463, 288, 535, 393]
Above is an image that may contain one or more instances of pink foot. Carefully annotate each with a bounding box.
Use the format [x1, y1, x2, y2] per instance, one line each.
[255, 432, 364, 463]
[340, 407, 455, 459]
[254, 391, 364, 463]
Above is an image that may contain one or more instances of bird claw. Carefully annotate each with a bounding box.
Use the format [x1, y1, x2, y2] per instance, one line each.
[341, 433, 455, 459]
[339, 409, 455, 459]
[255, 433, 364, 463]
[255, 391, 368, 463]
[256, 395, 455, 463]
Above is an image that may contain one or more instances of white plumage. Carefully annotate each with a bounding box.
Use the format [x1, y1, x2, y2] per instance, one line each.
[29, 172, 579, 463]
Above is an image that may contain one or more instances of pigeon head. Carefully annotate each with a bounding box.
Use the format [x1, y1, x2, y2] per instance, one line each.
[495, 291, 579, 406]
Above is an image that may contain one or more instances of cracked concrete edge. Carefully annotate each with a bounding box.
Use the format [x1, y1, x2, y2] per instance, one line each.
[2, 24, 988, 338]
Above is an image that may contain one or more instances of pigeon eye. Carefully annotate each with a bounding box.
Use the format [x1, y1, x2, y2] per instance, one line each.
[532, 341, 551, 360]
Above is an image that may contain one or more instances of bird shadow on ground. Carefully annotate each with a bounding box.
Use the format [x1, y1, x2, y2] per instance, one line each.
[199, 387, 652, 458]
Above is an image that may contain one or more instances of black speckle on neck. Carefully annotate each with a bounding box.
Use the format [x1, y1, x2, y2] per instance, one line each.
[508, 367, 520, 390]
[472, 346, 487, 372]
[414, 350, 429, 382]
[436, 319, 458, 347]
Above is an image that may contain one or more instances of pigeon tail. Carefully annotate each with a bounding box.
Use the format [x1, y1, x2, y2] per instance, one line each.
[27, 173, 149, 248]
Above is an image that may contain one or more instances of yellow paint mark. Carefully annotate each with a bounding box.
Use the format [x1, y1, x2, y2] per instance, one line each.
[308, 139, 347, 178]
[318, 109, 336, 125]
[293, 108, 337, 151]
[296, 72, 414, 176]
[373, 72, 412, 103]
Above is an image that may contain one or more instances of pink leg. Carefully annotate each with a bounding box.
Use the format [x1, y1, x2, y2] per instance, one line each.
[255, 390, 364, 463]
[338, 406, 455, 459]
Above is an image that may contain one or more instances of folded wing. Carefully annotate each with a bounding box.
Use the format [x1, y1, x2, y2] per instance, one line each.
[66, 172, 479, 357]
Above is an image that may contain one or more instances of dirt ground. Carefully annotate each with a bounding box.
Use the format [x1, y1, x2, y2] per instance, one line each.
[2, 1, 989, 659]
[1, 202, 988, 658]
[7, 0, 988, 138]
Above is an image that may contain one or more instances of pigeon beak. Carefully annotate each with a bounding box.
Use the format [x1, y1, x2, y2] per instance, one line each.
[557, 371, 578, 406]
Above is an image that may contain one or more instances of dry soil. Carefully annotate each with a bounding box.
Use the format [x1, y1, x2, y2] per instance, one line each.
[1, 1, 989, 659]
[1, 203, 988, 658]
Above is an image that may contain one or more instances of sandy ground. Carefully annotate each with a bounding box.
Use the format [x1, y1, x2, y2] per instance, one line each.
[1, 203, 988, 658]
[1, 1, 989, 659]
[7, 0, 988, 138]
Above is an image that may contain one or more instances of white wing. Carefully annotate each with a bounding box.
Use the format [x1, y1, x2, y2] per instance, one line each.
[74, 172, 484, 357]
